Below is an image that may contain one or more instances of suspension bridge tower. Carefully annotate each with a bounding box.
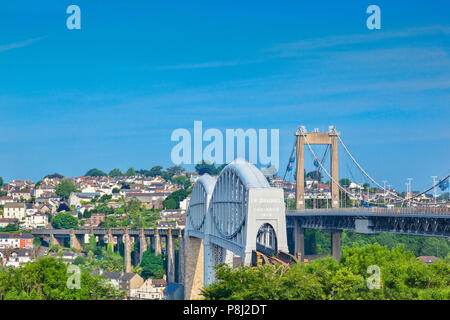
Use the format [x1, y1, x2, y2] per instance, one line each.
[295, 126, 340, 209]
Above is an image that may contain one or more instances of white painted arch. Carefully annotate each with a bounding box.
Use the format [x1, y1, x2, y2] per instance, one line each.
[185, 158, 288, 289]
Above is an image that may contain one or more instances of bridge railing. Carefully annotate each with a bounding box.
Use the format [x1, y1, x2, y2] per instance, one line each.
[288, 206, 450, 215]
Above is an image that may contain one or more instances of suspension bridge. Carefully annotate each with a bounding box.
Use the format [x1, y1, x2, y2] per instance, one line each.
[180, 125, 449, 299]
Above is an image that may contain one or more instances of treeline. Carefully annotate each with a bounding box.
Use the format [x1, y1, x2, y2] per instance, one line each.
[287, 229, 450, 259]
[202, 244, 450, 300]
[0, 256, 122, 300]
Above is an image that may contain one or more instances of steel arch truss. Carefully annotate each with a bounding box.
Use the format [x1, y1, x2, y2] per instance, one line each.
[184, 159, 289, 287]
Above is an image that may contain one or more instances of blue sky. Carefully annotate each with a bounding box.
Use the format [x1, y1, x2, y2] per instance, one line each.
[0, 1, 449, 192]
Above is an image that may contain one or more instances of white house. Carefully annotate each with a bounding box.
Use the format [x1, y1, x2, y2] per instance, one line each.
[4, 203, 26, 220]
[131, 278, 167, 300]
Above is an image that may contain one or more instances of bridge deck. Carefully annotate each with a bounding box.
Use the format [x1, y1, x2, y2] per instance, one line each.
[31, 228, 181, 237]
[287, 207, 450, 218]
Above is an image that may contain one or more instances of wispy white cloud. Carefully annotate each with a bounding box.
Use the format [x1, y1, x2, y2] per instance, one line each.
[267, 25, 450, 57]
[155, 58, 262, 70]
[0, 36, 46, 53]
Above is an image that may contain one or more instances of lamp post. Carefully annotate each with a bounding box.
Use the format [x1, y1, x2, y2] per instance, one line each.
[431, 176, 437, 206]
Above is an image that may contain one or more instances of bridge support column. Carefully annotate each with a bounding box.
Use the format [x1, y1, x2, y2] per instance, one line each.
[331, 231, 341, 261]
[178, 231, 184, 284]
[139, 229, 147, 263]
[295, 127, 339, 209]
[184, 235, 204, 300]
[70, 229, 82, 252]
[167, 229, 175, 283]
[50, 234, 62, 247]
[330, 136, 339, 208]
[123, 230, 132, 273]
[106, 229, 114, 252]
[154, 229, 161, 256]
[293, 219, 305, 261]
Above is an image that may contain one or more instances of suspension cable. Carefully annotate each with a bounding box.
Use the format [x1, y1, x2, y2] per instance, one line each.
[338, 135, 450, 205]
[302, 134, 381, 205]
[283, 138, 297, 182]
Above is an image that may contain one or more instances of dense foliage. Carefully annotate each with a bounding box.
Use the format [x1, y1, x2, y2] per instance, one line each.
[55, 179, 78, 199]
[291, 229, 450, 259]
[43, 173, 64, 179]
[163, 189, 189, 209]
[138, 249, 165, 279]
[109, 168, 123, 177]
[195, 161, 226, 175]
[51, 212, 79, 229]
[85, 168, 107, 177]
[0, 257, 122, 300]
[202, 244, 450, 300]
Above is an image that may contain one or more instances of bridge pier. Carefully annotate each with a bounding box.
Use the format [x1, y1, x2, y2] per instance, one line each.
[295, 127, 340, 209]
[153, 229, 161, 256]
[167, 229, 175, 283]
[183, 235, 204, 300]
[70, 229, 82, 252]
[178, 232, 184, 284]
[293, 219, 305, 261]
[331, 231, 341, 261]
[106, 229, 115, 252]
[50, 234, 62, 247]
[123, 230, 132, 273]
[139, 229, 147, 263]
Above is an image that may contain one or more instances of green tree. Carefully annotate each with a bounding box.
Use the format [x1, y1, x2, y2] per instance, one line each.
[172, 175, 191, 189]
[162, 198, 177, 209]
[85, 168, 107, 177]
[167, 166, 184, 178]
[149, 166, 163, 177]
[125, 167, 136, 177]
[0, 176, 4, 187]
[109, 168, 123, 177]
[339, 178, 351, 188]
[101, 216, 119, 228]
[55, 180, 78, 200]
[0, 256, 122, 300]
[139, 249, 165, 279]
[44, 173, 64, 179]
[51, 212, 79, 229]
[195, 160, 216, 175]
[306, 170, 323, 182]
[202, 244, 450, 300]
[2, 223, 19, 232]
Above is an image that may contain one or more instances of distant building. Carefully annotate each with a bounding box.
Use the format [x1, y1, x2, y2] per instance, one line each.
[24, 213, 48, 229]
[0, 233, 33, 249]
[132, 278, 167, 300]
[0, 196, 14, 206]
[0, 218, 19, 228]
[157, 221, 178, 228]
[91, 270, 144, 297]
[416, 256, 440, 265]
[1, 248, 32, 268]
[9, 189, 32, 201]
[4, 203, 26, 220]
[69, 192, 101, 207]
[91, 213, 105, 227]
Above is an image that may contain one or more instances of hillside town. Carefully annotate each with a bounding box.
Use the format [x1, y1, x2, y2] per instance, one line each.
[0, 163, 448, 299]
[0, 166, 199, 299]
